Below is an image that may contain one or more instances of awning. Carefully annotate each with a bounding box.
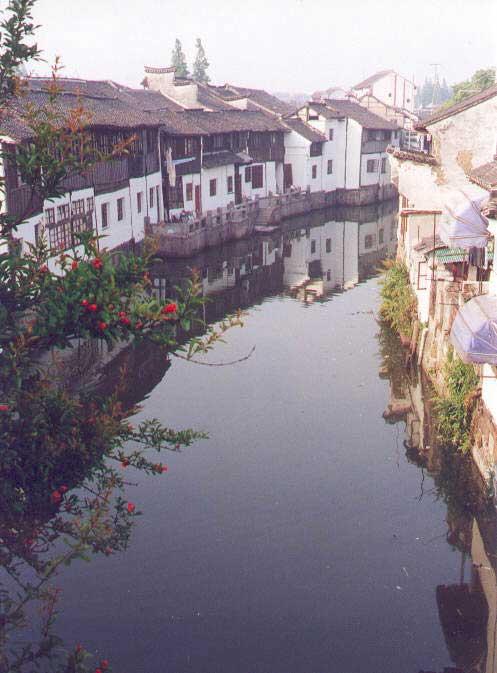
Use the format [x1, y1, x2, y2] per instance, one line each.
[434, 247, 468, 264]
[450, 294, 497, 364]
[439, 188, 490, 249]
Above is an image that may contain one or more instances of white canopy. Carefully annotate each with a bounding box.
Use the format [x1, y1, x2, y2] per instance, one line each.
[439, 187, 490, 249]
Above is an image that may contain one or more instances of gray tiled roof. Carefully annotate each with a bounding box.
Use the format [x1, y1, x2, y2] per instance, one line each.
[352, 70, 394, 90]
[202, 150, 253, 169]
[323, 99, 398, 129]
[469, 159, 497, 191]
[208, 84, 294, 116]
[283, 117, 327, 142]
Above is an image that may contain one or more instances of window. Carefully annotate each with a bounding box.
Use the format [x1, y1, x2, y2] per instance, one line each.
[86, 197, 94, 212]
[312, 165, 317, 179]
[328, 128, 334, 141]
[379, 229, 384, 244]
[245, 166, 252, 183]
[382, 130, 391, 141]
[117, 198, 124, 221]
[72, 199, 85, 215]
[149, 187, 154, 208]
[326, 238, 332, 253]
[137, 192, 142, 213]
[101, 202, 109, 229]
[311, 240, 316, 254]
[366, 159, 378, 173]
[326, 270, 331, 281]
[57, 204, 70, 221]
[44, 208, 55, 225]
[364, 234, 374, 249]
[251, 165, 263, 189]
[49, 221, 72, 251]
[381, 157, 387, 174]
[327, 159, 333, 175]
[186, 183, 193, 202]
[209, 179, 217, 196]
[227, 175, 233, 193]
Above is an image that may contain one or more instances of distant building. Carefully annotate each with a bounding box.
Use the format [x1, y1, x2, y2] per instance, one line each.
[351, 70, 417, 114]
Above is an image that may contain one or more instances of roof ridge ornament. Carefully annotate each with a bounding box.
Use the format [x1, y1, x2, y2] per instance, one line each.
[144, 66, 176, 75]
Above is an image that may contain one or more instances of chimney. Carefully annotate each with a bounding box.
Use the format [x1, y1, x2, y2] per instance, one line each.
[144, 66, 177, 95]
[144, 65, 200, 109]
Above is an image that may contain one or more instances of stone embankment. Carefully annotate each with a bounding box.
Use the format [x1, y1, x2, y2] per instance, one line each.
[147, 183, 398, 257]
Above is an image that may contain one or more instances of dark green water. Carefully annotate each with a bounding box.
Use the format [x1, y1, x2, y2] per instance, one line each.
[37, 204, 497, 672]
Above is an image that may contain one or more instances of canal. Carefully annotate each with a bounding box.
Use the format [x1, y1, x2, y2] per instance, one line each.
[26, 202, 497, 672]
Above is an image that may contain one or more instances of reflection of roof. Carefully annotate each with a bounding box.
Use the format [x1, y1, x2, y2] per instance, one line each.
[353, 70, 394, 90]
[469, 160, 497, 191]
[283, 117, 327, 142]
[417, 84, 497, 128]
[202, 150, 253, 169]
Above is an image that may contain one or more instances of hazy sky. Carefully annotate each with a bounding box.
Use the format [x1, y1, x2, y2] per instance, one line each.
[27, 0, 497, 93]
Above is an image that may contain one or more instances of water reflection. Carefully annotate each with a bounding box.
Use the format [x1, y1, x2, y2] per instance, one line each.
[380, 326, 497, 673]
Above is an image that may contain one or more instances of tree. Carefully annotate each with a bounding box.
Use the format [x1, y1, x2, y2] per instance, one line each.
[170, 38, 189, 78]
[192, 38, 210, 84]
[443, 67, 496, 108]
[0, 3, 242, 670]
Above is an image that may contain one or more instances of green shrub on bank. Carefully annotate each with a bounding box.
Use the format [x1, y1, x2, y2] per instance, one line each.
[434, 350, 479, 452]
[379, 260, 417, 338]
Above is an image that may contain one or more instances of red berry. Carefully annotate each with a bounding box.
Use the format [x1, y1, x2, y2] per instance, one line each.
[100, 660, 110, 670]
[88, 303, 98, 312]
[40, 264, 48, 273]
[126, 502, 135, 514]
[98, 321, 108, 331]
[51, 490, 62, 504]
[162, 303, 177, 314]
[0, 404, 9, 412]
[92, 258, 103, 270]
[81, 299, 89, 307]
[71, 260, 78, 270]
[59, 485, 68, 493]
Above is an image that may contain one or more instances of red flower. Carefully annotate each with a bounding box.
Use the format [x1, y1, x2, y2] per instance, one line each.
[81, 299, 89, 307]
[162, 303, 177, 314]
[120, 316, 131, 326]
[126, 502, 135, 514]
[92, 258, 103, 270]
[39, 264, 48, 273]
[71, 260, 78, 270]
[87, 303, 98, 312]
[75, 643, 83, 653]
[161, 465, 168, 473]
[0, 404, 9, 412]
[135, 320, 143, 330]
[100, 660, 110, 670]
[95, 669, 103, 673]
[121, 459, 130, 468]
[59, 485, 68, 493]
[98, 321, 108, 331]
[51, 490, 62, 504]
[118, 311, 127, 318]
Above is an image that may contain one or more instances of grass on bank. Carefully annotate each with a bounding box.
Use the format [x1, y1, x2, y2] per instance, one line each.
[379, 260, 417, 339]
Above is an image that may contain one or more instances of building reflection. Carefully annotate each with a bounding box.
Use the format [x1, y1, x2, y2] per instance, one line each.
[99, 203, 397, 409]
[379, 326, 497, 673]
[282, 201, 397, 302]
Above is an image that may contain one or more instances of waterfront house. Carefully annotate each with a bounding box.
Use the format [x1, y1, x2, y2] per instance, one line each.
[351, 70, 417, 114]
[1, 77, 165, 267]
[388, 84, 497, 481]
[294, 99, 399, 196]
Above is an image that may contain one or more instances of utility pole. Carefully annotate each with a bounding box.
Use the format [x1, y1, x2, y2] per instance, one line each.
[430, 63, 441, 106]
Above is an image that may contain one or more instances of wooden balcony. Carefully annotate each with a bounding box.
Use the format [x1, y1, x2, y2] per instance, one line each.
[6, 185, 43, 223]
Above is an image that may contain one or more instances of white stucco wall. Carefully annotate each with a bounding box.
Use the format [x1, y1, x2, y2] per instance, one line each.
[201, 164, 236, 212]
